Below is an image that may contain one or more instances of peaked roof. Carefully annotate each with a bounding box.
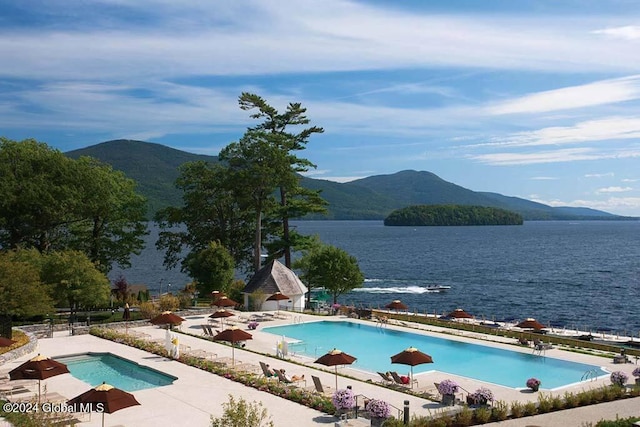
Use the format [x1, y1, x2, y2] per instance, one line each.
[243, 259, 308, 295]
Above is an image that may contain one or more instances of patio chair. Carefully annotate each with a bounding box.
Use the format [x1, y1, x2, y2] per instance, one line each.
[259, 361, 278, 380]
[390, 371, 417, 388]
[275, 369, 306, 387]
[377, 371, 395, 385]
[311, 375, 333, 396]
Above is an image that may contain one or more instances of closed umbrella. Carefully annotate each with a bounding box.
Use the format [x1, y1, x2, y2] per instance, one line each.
[213, 326, 253, 365]
[150, 311, 185, 328]
[314, 348, 357, 389]
[123, 303, 131, 334]
[67, 382, 140, 427]
[390, 347, 433, 388]
[9, 354, 69, 404]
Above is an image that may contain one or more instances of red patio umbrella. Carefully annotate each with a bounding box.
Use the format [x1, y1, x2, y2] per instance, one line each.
[385, 300, 408, 311]
[446, 308, 474, 319]
[150, 311, 185, 327]
[0, 337, 16, 347]
[517, 318, 546, 330]
[314, 348, 357, 389]
[390, 347, 433, 388]
[9, 354, 69, 404]
[209, 309, 235, 329]
[266, 292, 290, 314]
[213, 326, 253, 365]
[67, 382, 140, 427]
[213, 296, 239, 308]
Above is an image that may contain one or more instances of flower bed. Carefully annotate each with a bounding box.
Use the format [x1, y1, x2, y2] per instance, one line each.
[90, 327, 335, 414]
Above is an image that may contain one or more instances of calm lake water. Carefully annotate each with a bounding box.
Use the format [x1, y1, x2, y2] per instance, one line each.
[110, 220, 640, 334]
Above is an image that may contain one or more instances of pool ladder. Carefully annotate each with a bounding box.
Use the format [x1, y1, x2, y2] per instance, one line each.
[581, 369, 599, 382]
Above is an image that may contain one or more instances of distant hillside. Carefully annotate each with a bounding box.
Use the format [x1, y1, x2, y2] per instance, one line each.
[66, 139, 218, 215]
[65, 140, 624, 221]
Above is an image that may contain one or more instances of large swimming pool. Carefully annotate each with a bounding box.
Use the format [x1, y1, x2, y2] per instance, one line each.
[263, 321, 606, 389]
[54, 352, 177, 391]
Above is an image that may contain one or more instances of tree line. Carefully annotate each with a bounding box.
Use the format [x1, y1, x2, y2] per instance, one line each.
[384, 204, 524, 226]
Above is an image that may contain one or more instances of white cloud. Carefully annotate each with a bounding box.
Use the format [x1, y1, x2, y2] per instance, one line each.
[477, 116, 640, 148]
[486, 75, 640, 115]
[621, 178, 639, 182]
[470, 147, 640, 166]
[585, 172, 614, 178]
[596, 186, 633, 193]
[593, 25, 640, 41]
[530, 196, 640, 217]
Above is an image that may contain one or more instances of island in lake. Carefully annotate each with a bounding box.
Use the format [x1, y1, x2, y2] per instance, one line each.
[384, 204, 524, 226]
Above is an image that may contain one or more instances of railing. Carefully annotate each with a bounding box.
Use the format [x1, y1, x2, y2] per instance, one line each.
[581, 369, 600, 382]
[352, 393, 403, 421]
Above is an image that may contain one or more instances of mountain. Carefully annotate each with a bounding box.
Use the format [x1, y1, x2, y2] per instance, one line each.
[65, 140, 622, 220]
[66, 139, 218, 215]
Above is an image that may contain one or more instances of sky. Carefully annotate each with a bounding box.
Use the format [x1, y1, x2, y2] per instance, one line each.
[1, 1, 640, 216]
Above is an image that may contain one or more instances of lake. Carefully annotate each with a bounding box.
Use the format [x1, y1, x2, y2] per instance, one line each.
[110, 220, 640, 334]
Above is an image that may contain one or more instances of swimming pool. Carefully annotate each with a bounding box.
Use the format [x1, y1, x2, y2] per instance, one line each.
[263, 321, 606, 389]
[54, 352, 177, 391]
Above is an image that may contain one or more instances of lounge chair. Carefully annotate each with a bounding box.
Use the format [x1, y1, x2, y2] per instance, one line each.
[259, 361, 278, 380]
[377, 371, 394, 385]
[518, 337, 530, 346]
[390, 371, 418, 387]
[275, 369, 306, 387]
[311, 375, 333, 396]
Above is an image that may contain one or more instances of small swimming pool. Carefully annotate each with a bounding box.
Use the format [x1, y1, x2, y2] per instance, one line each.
[54, 352, 177, 391]
[263, 321, 606, 389]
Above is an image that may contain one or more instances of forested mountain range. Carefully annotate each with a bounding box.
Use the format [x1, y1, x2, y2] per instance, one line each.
[66, 139, 622, 221]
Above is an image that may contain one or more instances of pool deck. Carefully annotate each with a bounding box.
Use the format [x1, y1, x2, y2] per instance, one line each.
[1, 311, 639, 426]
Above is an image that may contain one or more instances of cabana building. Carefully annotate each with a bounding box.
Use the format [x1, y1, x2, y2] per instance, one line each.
[242, 260, 308, 312]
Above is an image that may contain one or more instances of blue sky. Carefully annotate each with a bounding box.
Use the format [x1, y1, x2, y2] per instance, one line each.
[2, 1, 640, 216]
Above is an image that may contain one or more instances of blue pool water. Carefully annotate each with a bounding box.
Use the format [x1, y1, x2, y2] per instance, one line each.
[263, 321, 606, 389]
[54, 353, 177, 391]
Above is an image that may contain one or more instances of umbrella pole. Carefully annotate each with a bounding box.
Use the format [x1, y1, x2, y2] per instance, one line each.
[411, 367, 414, 389]
[335, 366, 338, 389]
[38, 379, 41, 405]
[232, 344, 235, 366]
[102, 411, 105, 427]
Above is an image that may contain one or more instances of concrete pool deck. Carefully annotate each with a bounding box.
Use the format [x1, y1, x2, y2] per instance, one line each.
[1, 311, 639, 426]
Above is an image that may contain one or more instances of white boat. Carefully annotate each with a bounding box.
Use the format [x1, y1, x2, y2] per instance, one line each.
[424, 284, 451, 292]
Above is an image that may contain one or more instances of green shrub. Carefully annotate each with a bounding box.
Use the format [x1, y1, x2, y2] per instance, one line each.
[523, 401, 537, 416]
[551, 394, 564, 410]
[509, 401, 525, 418]
[491, 400, 509, 421]
[579, 389, 594, 406]
[455, 406, 474, 426]
[595, 415, 640, 427]
[564, 391, 580, 408]
[473, 406, 492, 423]
[537, 392, 553, 413]
[210, 395, 274, 427]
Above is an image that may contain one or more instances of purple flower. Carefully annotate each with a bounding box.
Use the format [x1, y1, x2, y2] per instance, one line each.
[632, 367, 640, 378]
[526, 377, 541, 389]
[610, 371, 628, 386]
[437, 379, 459, 395]
[332, 388, 355, 409]
[469, 387, 493, 402]
[365, 399, 391, 419]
